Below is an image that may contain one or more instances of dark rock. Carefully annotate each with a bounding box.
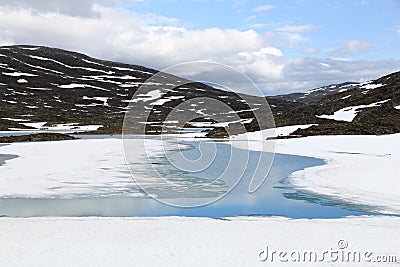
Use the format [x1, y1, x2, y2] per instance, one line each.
[0, 133, 78, 143]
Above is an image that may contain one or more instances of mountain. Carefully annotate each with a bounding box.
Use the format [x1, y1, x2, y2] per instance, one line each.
[270, 82, 363, 104]
[1, 45, 399, 137]
[272, 72, 400, 137]
[0, 45, 277, 134]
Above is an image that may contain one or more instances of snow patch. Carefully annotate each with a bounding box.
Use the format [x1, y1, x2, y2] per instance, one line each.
[58, 84, 108, 91]
[360, 83, 385, 90]
[82, 96, 109, 106]
[316, 99, 390, 122]
[17, 79, 28, 84]
[2, 72, 37, 77]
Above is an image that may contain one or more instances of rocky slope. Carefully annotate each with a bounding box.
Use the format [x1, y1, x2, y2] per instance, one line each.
[0, 45, 279, 134]
[273, 72, 400, 137]
[1, 45, 399, 137]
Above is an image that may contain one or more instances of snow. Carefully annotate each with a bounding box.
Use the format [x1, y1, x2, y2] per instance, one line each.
[233, 130, 400, 214]
[18, 60, 64, 74]
[0, 127, 399, 265]
[1, 118, 29, 122]
[8, 123, 102, 133]
[277, 135, 400, 214]
[2, 100, 17, 104]
[129, 89, 164, 103]
[340, 83, 360, 88]
[0, 139, 138, 198]
[20, 47, 39, 50]
[81, 59, 104, 66]
[394, 105, 400, 110]
[112, 66, 136, 71]
[207, 118, 254, 128]
[21, 122, 47, 129]
[17, 79, 28, 83]
[360, 83, 385, 90]
[112, 66, 153, 75]
[0, 216, 398, 266]
[231, 125, 314, 144]
[151, 95, 185, 106]
[88, 74, 139, 80]
[316, 99, 390, 122]
[82, 96, 109, 106]
[29, 55, 114, 74]
[2, 72, 37, 77]
[58, 83, 107, 91]
[341, 95, 352, 100]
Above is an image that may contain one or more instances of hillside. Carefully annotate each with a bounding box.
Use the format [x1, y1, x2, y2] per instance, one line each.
[273, 72, 400, 137]
[1, 45, 399, 137]
[0, 45, 279, 134]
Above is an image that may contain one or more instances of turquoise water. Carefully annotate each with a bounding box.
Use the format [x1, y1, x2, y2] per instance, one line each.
[0, 140, 381, 218]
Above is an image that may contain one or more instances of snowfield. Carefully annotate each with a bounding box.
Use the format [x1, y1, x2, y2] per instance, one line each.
[0, 216, 399, 267]
[0, 128, 399, 266]
[233, 129, 400, 214]
[0, 139, 141, 198]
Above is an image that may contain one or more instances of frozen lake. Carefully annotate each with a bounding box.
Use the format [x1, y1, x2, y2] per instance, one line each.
[0, 136, 383, 218]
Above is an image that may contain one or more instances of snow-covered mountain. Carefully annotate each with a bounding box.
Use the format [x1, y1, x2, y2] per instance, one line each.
[1, 45, 399, 137]
[0, 45, 274, 134]
[273, 72, 400, 136]
[270, 82, 364, 104]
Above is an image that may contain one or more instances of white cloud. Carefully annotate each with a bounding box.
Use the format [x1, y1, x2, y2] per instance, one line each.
[0, 4, 285, 93]
[0, 3, 398, 95]
[276, 24, 319, 33]
[357, 0, 369, 7]
[330, 40, 373, 55]
[266, 31, 309, 47]
[253, 5, 276, 12]
[0, 0, 143, 17]
[302, 48, 319, 55]
[397, 26, 400, 34]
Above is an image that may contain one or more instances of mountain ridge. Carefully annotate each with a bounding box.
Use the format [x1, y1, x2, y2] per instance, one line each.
[1, 45, 399, 137]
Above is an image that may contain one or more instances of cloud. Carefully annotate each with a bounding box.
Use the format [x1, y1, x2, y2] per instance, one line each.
[266, 31, 309, 47]
[0, 0, 144, 17]
[0, 2, 398, 95]
[276, 24, 319, 33]
[0, 4, 285, 91]
[330, 40, 373, 55]
[397, 26, 400, 34]
[265, 24, 319, 48]
[357, 0, 369, 6]
[268, 58, 400, 93]
[253, 5, 276, 12]
[302, 48, 319, 55]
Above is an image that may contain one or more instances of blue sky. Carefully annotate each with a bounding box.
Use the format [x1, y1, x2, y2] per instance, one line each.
[126, 0, 400, 60]
[0, 0, 399, 94]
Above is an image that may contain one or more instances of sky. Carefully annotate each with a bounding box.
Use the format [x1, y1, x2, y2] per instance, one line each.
[0, 0, 399, 95]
